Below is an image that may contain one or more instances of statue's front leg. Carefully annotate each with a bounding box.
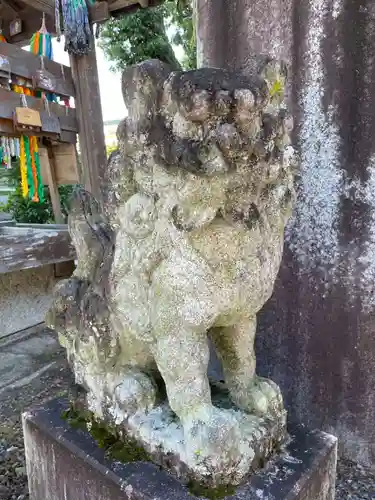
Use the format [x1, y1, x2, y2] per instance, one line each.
[153, 327, 247, 468]
[210, 317, 283, 417]
[151, 258, 246, 469]
[153, 327, 212, 420]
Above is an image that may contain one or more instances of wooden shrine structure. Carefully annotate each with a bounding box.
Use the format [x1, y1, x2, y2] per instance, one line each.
[0, 0, 162, 276]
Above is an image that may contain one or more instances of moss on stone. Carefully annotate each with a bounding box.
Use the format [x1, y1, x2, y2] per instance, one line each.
[61, 403, 151, 463]
[62, 403, 238, 498]
[187, 480, 236, 499]
[61, 406, 89, 431]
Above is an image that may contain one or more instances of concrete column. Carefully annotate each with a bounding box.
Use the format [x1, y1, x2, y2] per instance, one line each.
[198, 0, 375, 467]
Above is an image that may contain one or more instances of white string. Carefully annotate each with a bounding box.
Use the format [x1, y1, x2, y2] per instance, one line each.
[40, 12, 48, 34]
[43, 94, 51, 116]
[21, 94, 27, 108]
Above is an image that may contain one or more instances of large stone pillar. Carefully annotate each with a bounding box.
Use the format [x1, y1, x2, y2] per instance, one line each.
[198, 0, 375, 467]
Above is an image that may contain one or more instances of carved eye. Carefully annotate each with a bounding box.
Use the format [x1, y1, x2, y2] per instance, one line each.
[184, 90, 211, 122]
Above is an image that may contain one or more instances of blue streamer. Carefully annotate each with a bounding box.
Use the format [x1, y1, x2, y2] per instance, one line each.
[59, 0, 94, 55]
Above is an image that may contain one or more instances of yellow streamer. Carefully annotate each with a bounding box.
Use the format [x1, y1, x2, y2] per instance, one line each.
[32, 136, 39, 154]
[20, 136, 28, 197]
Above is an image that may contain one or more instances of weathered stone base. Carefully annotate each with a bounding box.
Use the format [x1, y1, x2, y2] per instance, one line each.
[23, 399, 337, 500]
[104, 384, 287, 487]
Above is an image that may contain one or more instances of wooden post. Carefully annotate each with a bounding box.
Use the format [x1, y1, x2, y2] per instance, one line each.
[46, 144, 64, 224]
[70, 41, 106, 204]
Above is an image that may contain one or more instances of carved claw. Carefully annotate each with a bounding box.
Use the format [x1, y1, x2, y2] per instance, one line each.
[233, 376, 284, 418]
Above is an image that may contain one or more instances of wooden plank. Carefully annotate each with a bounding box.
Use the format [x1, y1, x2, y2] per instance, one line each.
[108, 0, 164, 17]
[0, 117, 76, 143]
[108, 0, 147, 11]
[59, 115, 77, 132]
[23, 0, 151, 21]
[0, 117, 15, 135]
[0, 226, 75, 274]
[2, 8, 55, 46]
[89, 0, 164, 22]
[0, 41, 75, 97]
[58, 130, 76, 144]
[70, 42, 106, 204]
[15, 223, 68, 229]
[16, 0, 54, 16]
[45, 143, 64, 223]
[54, 260, 75, 278]
[18, 0, 156, 16]
[39, 144, 79, 185]
[0, 87, 77, 132]
[1, 0, 21, 17]
[52, 144, 78, 184]
[89, 1, 110, 23]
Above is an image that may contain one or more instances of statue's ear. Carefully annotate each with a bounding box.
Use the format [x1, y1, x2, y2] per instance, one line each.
[68, 186, 100, 218]
[240, 54, 288, 104]
[257, 57, 288, 104]
[122, 59, 173, 124]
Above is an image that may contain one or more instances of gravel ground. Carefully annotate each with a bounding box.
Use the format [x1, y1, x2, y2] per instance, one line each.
[0, 433, 28, 500]
[0, 358, 75, 500]
[336, 459, 375, 499]
[0, 360, 374, 499]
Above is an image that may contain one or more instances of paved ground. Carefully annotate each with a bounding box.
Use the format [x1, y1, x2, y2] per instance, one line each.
[0, 326, 74, 499]
[0, 326, 374, 499]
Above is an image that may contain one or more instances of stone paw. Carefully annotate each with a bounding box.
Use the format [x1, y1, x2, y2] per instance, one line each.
[234, 376, 284, 418]
[108, 371, 157, 422]
[183, 406, 250, 475]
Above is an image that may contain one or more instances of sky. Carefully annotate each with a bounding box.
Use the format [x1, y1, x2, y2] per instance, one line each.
[49, 30, 184, 123]
[51, 38, 127, 122]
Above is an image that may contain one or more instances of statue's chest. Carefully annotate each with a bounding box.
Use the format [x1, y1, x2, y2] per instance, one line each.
[189, 220, 284, 281]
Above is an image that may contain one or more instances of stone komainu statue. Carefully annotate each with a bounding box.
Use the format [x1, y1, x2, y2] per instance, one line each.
[46, 58, 296, 487]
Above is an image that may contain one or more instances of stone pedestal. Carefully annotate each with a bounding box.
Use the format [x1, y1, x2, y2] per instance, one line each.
[23, 399, 337, 500]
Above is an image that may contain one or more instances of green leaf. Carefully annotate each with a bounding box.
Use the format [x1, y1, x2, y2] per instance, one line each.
[99, 1, 196, 71]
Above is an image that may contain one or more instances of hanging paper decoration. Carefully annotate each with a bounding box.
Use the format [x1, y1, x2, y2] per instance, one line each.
[19, 135, 44, 203]
[12, 86, 44, 202]
[1, 137, 10, 169]
[30, 13, 53, 60]
[55, 0, 95, 56]
[30, 14, 57, 102]
[19, 136, 28, 197]
[0, 20, 7, 43]
[0, 138, 20, 170]
[13, 77, 34, 97]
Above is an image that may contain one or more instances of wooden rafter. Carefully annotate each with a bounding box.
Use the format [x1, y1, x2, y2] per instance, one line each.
[0, 0, 164, 31]
[106, 0, 163, 19]
[16, 0, 54, 16]
[12, 0, 161, 21]
[17, 0, 149, 15]
[0, 0, 21, 17]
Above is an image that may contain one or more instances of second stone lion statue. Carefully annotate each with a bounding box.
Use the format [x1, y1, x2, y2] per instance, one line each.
[46, 58, 296, 486]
